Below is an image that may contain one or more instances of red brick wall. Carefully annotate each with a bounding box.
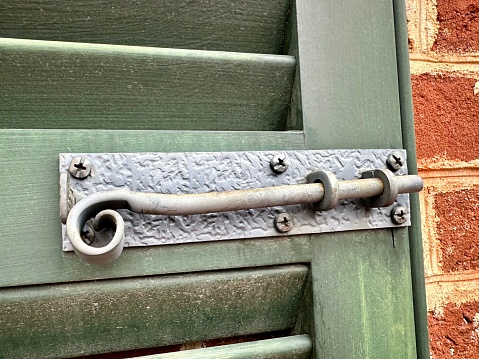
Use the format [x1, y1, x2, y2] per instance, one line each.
[407, 0, 479, 357]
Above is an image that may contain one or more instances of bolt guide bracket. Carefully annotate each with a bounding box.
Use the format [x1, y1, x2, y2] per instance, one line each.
[59, 150, 423, 264]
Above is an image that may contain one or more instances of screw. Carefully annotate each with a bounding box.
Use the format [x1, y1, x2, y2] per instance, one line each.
[69, 157, 92, 179]
[391, 205, 409, 225]
[386, 152, 405, 172]
[274, 213, 293, 233]
[81, 224, 96, 245]
[270, 153, 290, 173]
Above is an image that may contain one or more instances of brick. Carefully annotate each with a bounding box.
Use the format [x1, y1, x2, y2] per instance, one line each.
[429, 301, 479, 358]
[434, 187, 479, 272]
[433, 0, 479, 53]
[412, 74, 479, 162]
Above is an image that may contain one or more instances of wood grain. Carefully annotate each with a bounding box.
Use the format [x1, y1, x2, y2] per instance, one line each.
[0, 38, 295, 131]
[310, 229, 417, 358]
[0, 0, 290, 54]
[0, 129, 306, 287]
[292, 1, 418, 357]
[296, 0, 403, 150]
[148, 335, 312, 358]
[0, 265, 308, 358]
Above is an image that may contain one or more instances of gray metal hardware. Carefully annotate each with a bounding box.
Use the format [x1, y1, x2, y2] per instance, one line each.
[274, 213, 293, 233]
[59, 150, 422, 264]
[270, 153, 289, 173]
[69, 157, 92, 179]
[386, 152, 405, 171]
[391, 205, 409, 225]
[307, 171, 339, 211]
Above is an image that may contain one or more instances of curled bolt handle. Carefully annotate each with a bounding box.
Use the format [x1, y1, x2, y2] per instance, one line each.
[66, 170, 423, 264]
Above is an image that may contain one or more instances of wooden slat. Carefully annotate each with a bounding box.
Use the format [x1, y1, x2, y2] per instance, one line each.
[296, 0, 403, 149]
[392, 0, 431, 356]
[144, 335, 312, 359]
[292, 1, 418, 356]
[0, 265, 308, 358]
[310, 229, 417, 358]
[0, 0, 290, 54]
[0, 129, 307, 287]
[0, 38, 295, 131]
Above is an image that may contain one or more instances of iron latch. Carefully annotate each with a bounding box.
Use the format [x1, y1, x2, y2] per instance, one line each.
[59, 150, 422, 264]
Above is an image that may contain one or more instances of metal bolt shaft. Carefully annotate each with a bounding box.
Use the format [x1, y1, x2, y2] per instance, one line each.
[274, 213, 293, 232]
[270, 154, 290, 173]
[69, 157, 92, 179]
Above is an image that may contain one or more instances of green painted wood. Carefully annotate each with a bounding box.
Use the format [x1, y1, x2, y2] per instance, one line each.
[392, 0, 430, 357]
[0, 265, 308, 358]
[283, 0, 302, 131]
[0, 129, 307, 287]
[0, 0, 290, 54]
[296, 0, 402, 150]
[310, 229, 416, 359]
[144, 335, 312, 359]
[0, 38, 295, 131]
[292, 1, 419, 356]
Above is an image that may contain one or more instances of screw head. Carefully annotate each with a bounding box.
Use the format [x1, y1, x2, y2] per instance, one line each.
[80, 224, 96, 245]
[274, 213, 293, 233]
[69, 157, 92, 179]
[270, 153, 290, 173]
[391, 205, 409, 225]
[386, 152, 405, 172]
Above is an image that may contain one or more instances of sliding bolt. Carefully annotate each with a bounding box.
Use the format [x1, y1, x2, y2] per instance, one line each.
[270, 154, 289, 173]
[391, 205, 409, 225]
[386, 152, 404, 172]
[274, 213, 293, 233]
[69, 157, 92, 179]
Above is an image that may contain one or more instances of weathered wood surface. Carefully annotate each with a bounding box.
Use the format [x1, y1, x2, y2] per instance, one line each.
[0, 265, 308, 358]
[392, 0, 431, 356]
[0, 129, 306, 287]
[146, 335, 312, 359]
[310, 229, 417, 358]
[0, 0, 290, 54]
[296, 0, 402, 150]
[293, 1, 419, 357]
[0, 38, 295, 130]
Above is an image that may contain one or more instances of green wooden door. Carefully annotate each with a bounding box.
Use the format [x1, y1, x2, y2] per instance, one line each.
[0, 0, 429, 358]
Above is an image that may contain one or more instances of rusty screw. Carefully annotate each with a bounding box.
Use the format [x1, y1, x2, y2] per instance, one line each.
[391, 205, 409, 225]
[274, 213, 293, 233]
[69, 157, 92, 179]
[270, 153, 290, 174]
[386, 152, 405, 172]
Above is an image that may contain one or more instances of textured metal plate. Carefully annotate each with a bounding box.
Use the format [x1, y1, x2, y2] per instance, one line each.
[60, 150, 410, 251]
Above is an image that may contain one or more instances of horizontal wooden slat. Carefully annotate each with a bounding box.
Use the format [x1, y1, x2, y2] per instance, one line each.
[144, 335, 312, 359]
[0, 38, 295, 130]
[0, 265, 308, 358]
[0, 0, 290, 54]
[0, 129, 307, 287]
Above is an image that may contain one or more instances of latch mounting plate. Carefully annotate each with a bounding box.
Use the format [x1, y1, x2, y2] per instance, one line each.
[60, 149, 411, 252]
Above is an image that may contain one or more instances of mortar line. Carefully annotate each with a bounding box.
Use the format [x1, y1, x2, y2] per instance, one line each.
[425, 272, 479, 284]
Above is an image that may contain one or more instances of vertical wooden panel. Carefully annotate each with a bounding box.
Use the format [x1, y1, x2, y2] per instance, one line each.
[296, 0, 402, 150]
[310, 229, 417, 358]
[392, 0, 431, 356]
